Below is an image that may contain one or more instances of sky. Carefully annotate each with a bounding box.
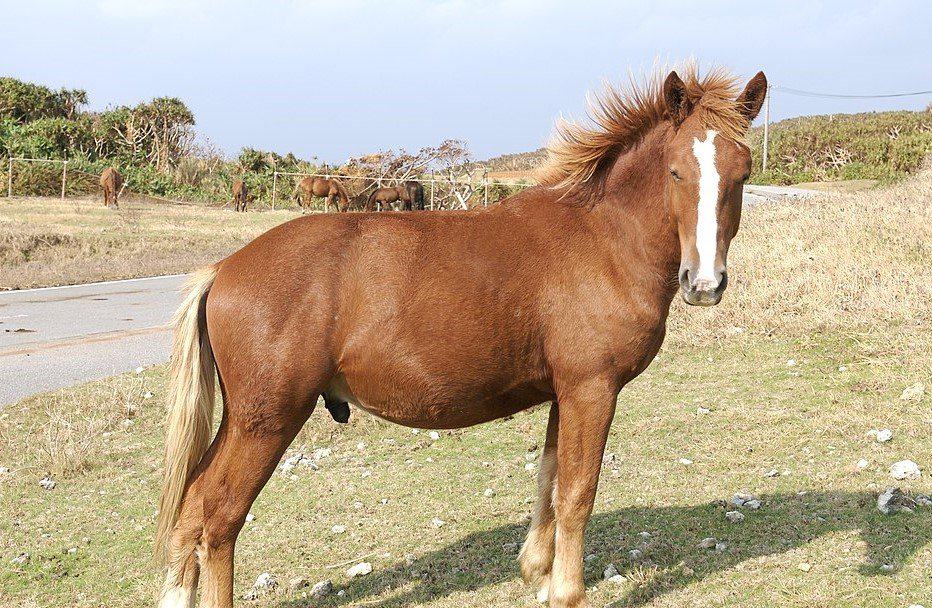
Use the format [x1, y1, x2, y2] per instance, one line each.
[4, 0, 931, 163]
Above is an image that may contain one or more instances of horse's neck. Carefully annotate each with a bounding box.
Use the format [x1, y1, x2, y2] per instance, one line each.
[590, 127, 680, 298]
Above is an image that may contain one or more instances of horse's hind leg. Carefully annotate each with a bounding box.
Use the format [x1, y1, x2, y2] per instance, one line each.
[519, 402, 559, 602]
[193, 395, 313, 607]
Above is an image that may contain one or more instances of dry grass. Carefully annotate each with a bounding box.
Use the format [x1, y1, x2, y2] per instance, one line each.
[0, 195, 300, 290]
[0, 168, 930, 607]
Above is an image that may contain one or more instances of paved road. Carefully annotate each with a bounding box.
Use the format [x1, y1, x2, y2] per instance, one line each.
[0, 275, 186, 405]
[0, 186, 818, 405]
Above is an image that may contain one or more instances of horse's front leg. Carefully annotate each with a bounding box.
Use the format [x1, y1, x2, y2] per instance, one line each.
[548, 378, 617, 608]
[519, 402, 559, 602]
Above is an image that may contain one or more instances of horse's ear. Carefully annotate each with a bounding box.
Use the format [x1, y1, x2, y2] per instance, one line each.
[737, 71, 768, 122]
[663, 71, 692, 127]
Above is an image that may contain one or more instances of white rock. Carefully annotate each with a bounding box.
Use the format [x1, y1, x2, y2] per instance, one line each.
[763, 469, 779, 478]
[430, 518, 445, 528]
[67, 547, 77, 554]
[638, 531, 651, 540]
[744, 499, 762, 510]
[245, 513, 255, 522]
[786, 359, 797, 367]
[900, 383, 925, 401]
[698, 537, 717, 550]
[838, 365, 847, 372]
[606, 574, 625, 584]
[429, 431, 441, 441]
[877, 487, 917, 515]
[915, 495, 932, 507]
[525, 462, 536, 472]
[881, 563, 895, 573]
[404, 553, 416, 565]
[312, 448, 332, 460]
[143, 391, 153, 399]
[346, 562, 372, 577]
[696, 406, 711, 415]
[584, 553, 598, 563]
[10, 553, 29, 565]
[331, 525, 346, 534]
[730, 492, 757, 508]
[135, 366, 144, 374]
[253, 572, 278, 593]
[715, 542, 727, 552]
[309, 579, 332, 599]
[725, 511, 745, 523]
[483, 488, 496, 498]
[39, 476, 56, 490]
[0, 466, 10, 474]
[628, 549, 643, 560]
[797, 562, 811, 572]
[603, 564, 619, 579]
[876, 429, 893, 443]
[890, 460, 921, 481]
[907, 604, 925, 608]
[678, 458, 693, 466]
[856, 459, 870, 469]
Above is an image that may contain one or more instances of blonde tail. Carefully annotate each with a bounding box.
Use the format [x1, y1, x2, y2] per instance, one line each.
[154, 265, 219, 562]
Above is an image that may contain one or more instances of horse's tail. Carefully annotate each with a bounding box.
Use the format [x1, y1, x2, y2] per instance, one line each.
[414, 182, 425, 209]
[154, 265, 219, 562]
[366, 189, 378, 209]
[333, 180, 349, 204]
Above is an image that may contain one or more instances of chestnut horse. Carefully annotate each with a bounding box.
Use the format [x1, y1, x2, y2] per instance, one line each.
[294, 176, 350, 212]
[155, 66, 767, 608]
[365, 180, 425, 211]
[230, 180, 248, 212]
[99, 167, 122, 208]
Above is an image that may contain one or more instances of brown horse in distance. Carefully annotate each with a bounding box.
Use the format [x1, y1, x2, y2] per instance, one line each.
[155, 65, 767, 608]
[294, 176, 350, 212]
[99, 167, 123, 208]
[366, 180, 425, 211]
[230, 180, 248, 212]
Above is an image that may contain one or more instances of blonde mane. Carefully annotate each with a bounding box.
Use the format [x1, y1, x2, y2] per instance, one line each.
[537, 64, 751, 191]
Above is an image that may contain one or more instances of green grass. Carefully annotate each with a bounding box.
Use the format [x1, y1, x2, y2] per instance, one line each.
[1, 327, 929, 608]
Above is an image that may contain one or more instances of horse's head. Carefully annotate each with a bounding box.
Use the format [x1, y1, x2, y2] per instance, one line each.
[662, 70, 767, 306]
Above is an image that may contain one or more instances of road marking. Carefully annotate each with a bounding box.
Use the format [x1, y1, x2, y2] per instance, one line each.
[1, 273, 187, 295]
[0, 325, 170, 358]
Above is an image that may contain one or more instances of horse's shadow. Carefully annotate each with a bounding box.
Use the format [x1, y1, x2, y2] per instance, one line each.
[274, 491, 929, 607]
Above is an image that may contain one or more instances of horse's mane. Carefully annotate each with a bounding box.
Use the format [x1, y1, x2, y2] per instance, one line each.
[537, 63, 750, 192]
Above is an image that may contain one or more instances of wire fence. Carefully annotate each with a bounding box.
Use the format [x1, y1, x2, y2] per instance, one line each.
[2, 158, 536, 213]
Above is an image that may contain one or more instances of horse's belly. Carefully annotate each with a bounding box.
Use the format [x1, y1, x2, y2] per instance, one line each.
[327, 370, 548, 429]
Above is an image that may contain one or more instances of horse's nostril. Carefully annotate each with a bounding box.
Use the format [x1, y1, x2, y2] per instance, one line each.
[679, 268, 691, 287]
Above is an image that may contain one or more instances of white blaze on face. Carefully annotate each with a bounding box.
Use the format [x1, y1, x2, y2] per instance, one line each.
[691, 129, 721, 286]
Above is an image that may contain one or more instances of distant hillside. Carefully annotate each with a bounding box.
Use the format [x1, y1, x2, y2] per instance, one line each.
[477, 110, 932, 186]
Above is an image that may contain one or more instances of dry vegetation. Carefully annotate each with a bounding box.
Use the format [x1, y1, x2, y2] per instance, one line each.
[0, 196, 300, 290]
[0, 169, 931, 607]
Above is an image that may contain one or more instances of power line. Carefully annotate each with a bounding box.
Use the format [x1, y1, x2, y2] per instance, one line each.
[771, 85, 932, 99]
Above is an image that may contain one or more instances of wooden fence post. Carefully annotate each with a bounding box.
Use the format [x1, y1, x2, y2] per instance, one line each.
[7, 157, 12, 197]
[61, 160, 68, 200]
[762, 85, 771, 173]
[272, 171, 278, 210]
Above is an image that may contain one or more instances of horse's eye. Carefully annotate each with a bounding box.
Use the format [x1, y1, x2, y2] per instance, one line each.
[669, 169, 681, 181]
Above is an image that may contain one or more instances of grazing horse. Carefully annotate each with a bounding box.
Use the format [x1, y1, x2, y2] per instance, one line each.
[366, 180, 425, 211]
[294, 176, 350, 212]
[155, 65, 767, 608]
[99, 167, 122, 208]
[230, 180, 248, 212]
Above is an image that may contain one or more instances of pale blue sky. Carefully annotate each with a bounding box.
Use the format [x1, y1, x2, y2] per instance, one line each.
[5, 1, 930, 162]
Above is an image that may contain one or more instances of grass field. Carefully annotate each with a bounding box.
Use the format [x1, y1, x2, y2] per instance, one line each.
[1, 169, 930, 607]
[0, 196, 300, 290]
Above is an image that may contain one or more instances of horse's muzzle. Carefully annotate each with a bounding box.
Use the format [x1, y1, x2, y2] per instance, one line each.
[679, 268, 728, 307]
